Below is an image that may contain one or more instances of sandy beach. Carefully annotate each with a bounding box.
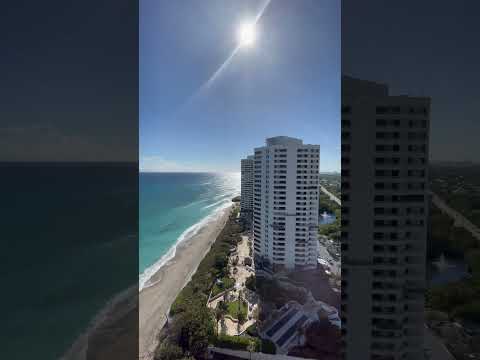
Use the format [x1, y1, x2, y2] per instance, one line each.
[139, 204, 233, 360]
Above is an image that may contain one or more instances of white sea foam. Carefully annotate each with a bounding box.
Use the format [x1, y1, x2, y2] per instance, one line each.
[139, 200, 233, 291]
[179, 198, 207, 209]
[202, 198, 229, 210]
[60, 284, 137, 360]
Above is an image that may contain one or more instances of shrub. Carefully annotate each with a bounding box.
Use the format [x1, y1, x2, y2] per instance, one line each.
[467, 250, 480, 276]
[223, 277, 235, 289]
[211, 277, 235, 297]
[452, 301, 480, 323]
[154, 341, 184, 360]
[213, 335, 260, 351]
[427, 281, 477, 313]
[261, 339, 276, 354]
[237, 310, 246, 324]
[245, 275, 256, 291]
[169, 210, 243, 316]
[170, 300, 215, 358]
[246, 324, 258, 337]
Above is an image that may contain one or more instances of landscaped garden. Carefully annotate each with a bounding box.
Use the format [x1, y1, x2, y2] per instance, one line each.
[211, 276, 235, 297]
[226, 299, 248, 322]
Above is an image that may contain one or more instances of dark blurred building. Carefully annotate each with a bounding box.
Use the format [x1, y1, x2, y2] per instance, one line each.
[341, 76, 430, 360]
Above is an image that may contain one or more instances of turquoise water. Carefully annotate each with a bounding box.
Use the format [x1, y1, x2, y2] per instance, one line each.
[139, 172, 240, 289]
[319, 211, 336, 225]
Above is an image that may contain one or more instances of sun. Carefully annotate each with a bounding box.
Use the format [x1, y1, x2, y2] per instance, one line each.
[237, 22, 256, 48]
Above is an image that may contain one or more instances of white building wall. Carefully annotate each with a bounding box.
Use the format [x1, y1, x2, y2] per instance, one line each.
[241, 155, 254, 215]
[252, 136, 319, 271]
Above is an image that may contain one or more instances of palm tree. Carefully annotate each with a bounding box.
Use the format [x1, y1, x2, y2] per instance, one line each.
[215, 307, 222, 336]
[247, 339, 256, 360]
[216, 301, 228, 335]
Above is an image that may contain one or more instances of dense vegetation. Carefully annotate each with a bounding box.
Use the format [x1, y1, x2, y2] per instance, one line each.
[318, 193, 339, 214]
[319, 173, 341, 198]
[430, 164, 480, 227]
[155, 207, 243, 360]
[427, 205, 478, 260]
[212, 335, 275, 354]
[155, 206, 277, 359]
[155, 300, 215, 360]
[245, 274, 256, 292]
[170, 208, 242, 316]
[426, 203, 480, 325]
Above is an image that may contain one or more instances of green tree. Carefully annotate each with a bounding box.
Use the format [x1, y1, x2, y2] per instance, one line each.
[218, 300, 228, 314]
[171, 300, 215, 359]
[245, 275, 256, 291]
[215, 301, 228, 335]
[214, 254, 228, 276]
[237, 290, 243, 315]
[237, 310, 246, 324]
[154, 341, 183, 360]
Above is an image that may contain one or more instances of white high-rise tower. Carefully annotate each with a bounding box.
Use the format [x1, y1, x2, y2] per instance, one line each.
[241, 155, 254, 216]
[252, 136, 320, 271]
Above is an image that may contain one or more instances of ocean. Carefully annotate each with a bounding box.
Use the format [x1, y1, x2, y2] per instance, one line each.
[0, 163, 138, 360]
[139, 172, 240, 290]
[0, 168, 239, 359]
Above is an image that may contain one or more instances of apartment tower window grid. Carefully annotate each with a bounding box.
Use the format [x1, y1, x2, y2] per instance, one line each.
[341, 77, 430, 360]
[241, 155, 254, 216]
[252, 136, 320, 271]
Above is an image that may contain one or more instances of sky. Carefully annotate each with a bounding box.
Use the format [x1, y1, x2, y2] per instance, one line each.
[0, 0, 138, 162]
[342, 0, 480, 164]
[140, 0, 340, 173]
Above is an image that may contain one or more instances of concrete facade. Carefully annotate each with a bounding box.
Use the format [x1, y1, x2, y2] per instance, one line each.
[241, 155, 255, 216]
[341, 77, 430, 360]
[252, 136, 320, 271]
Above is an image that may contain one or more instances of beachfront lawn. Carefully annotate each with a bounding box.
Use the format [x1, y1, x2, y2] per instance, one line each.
[226, 299, 248, 321]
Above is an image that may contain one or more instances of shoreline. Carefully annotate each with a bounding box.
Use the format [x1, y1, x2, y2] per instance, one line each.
[139, 201, 235, 291]
[139, 203, 234, 360]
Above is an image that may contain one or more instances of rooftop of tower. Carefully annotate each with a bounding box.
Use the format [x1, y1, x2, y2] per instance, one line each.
[266, 136, 303, 146]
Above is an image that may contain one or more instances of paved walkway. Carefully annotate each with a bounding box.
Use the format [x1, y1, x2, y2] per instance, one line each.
[210, 234, 258, 336]
[424, 325, 455, 360]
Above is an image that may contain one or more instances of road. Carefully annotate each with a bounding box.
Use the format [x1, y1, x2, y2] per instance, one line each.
[320, 186, 341, 206]
[424, 325, 455, 360]
[431, 191, 480, 241]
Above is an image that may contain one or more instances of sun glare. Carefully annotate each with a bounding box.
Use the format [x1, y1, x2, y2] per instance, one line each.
[237, 22, 256, 47]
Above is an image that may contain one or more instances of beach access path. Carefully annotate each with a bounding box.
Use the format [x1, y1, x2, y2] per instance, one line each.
[209, 234, 257, 336]
[139, 205, 232, 360]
